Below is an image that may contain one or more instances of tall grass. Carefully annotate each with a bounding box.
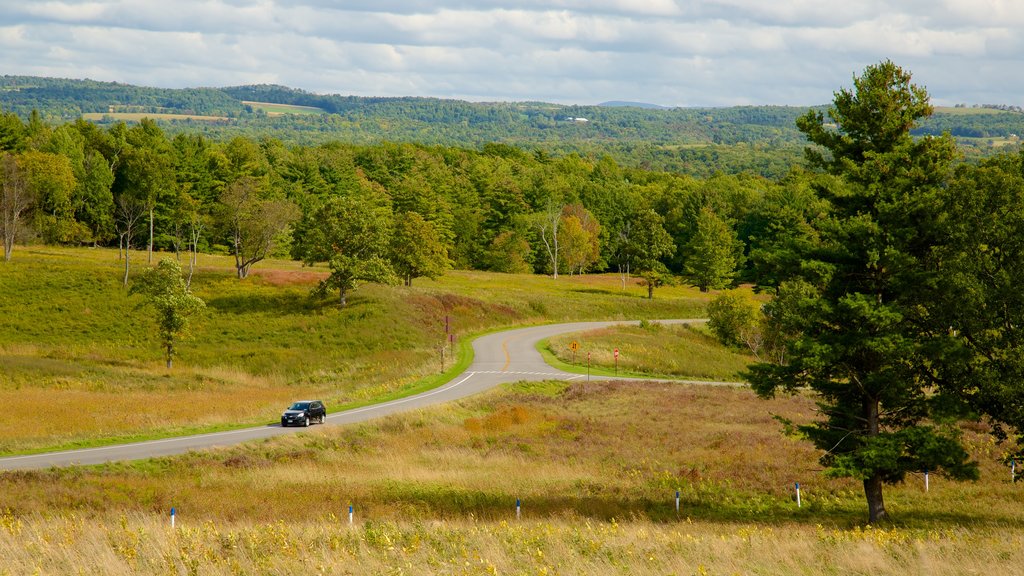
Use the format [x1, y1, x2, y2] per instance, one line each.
[2, 513, 1021, 576]
[0, 380, 1021, 574]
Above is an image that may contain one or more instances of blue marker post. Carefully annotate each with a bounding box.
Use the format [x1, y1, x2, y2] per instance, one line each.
[795, 482, 801, 508]
[924, 469, 930, 492]
[170, 507, 176, 529]
[675, 489, 680, 515]
[516, 498, 521, 520]
[348, 505, 353, 526]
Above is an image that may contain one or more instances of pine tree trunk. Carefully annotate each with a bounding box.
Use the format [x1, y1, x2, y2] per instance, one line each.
[863, 397, 888, 523]
[864, 474, 887, 523]
[339, 287, 347, 307]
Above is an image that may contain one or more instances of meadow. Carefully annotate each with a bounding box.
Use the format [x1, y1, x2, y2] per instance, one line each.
[0, 247, 704, 453]
[0, 380, 1021, 574]
[241, 101, 328, 115]
[2, 248, 1022, 574]
[80, 112, 230, 122]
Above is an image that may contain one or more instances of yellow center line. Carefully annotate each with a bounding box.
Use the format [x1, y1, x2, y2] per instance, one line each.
[501, 338, 511, 371]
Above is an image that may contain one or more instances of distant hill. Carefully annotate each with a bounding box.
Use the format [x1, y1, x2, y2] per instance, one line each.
[598, 100, 670, 109]
[1, 75, 1021, 178]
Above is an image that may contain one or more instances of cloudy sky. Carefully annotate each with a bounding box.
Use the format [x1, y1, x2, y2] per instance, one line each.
[1, 0, 1021, 107]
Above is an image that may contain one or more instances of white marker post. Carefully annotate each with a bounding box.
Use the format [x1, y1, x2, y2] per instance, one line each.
[170, 507, 176, 529]
[1013, 460, 1017, 483]
[924, 469, 930, 492]
[795, 482, 801, 508]
[348, 505, 353, 526]
[675, 489, 680, 515]
[516, 498, 521, 520]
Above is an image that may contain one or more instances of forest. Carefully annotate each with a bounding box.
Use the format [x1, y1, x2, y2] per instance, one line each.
[3, 75, 1022, 178]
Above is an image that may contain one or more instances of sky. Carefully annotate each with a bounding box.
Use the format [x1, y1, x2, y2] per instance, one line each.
[1, 0, 1022, 107]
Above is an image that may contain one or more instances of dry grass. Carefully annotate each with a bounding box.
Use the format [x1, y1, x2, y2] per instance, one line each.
[2, 513, 1021, 576]
[0, 380, 1021, 574]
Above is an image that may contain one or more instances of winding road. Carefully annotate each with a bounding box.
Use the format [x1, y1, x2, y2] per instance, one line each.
[0, 319, 731, 471]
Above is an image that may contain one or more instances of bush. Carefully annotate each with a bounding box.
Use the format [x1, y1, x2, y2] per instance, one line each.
[707, 290, 761, 349]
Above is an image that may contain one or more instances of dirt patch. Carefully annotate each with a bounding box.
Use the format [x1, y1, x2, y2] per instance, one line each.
[249, 269, 327, 287]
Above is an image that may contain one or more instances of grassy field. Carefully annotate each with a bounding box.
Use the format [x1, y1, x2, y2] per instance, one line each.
[544, 321, 753, 381]
[80, 112, 230, 122]
[3, 246, 1022, 574]
[0, 380, 1020, 574]
[934, 106, 1019, 115]
[0, 247, 705, 453]
[242, 100, 327, 115]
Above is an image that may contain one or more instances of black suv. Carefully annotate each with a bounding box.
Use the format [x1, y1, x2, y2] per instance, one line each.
[281, 400, 327, 427]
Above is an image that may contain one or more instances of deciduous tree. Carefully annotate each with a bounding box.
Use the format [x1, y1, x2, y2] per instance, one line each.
[0, 153, 31, 261]
[292, 191, 397, 307]
[130, 258, 205, 369]
[390, 211, 452, 286]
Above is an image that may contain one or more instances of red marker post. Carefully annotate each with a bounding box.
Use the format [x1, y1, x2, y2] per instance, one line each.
[614, 348, 619, 374]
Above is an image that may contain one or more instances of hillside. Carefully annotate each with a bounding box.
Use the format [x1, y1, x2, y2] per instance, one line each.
[3, 75, 1022, 177]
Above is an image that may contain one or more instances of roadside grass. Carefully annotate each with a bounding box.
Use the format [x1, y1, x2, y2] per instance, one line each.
[0, 247, 705, 453]
[0, 380, 1020, 574]
[542, 321, 754, 381]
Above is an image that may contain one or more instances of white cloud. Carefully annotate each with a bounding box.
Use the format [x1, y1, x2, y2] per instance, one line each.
[0, 0, 1021, 106]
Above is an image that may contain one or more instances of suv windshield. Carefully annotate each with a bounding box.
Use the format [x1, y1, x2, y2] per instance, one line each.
[289, 402, 310, 410]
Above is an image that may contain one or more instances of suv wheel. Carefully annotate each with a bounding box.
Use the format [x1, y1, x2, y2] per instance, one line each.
[304, 416, 310, 427]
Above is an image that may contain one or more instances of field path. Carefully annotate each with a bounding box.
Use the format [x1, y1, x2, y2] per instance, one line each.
[0, 318, 734, 471]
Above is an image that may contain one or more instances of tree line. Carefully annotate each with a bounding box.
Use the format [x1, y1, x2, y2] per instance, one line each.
[0, 110, 776, 299]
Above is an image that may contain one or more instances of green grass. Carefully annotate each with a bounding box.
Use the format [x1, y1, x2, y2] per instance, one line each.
[539, 321, 753, 381]
[0, 247, 708, 453]
[81, 112, 229, 122]
[242, 100, 327, 115]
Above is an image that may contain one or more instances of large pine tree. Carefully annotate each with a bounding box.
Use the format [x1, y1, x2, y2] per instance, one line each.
[747, 61, 978, 523]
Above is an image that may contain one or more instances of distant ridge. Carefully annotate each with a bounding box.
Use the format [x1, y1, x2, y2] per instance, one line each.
[598, 100, 669, 109]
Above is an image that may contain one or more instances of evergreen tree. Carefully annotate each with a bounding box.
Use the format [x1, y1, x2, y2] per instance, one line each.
[683, 206, 742, 292]
[747, 61, 977, 523]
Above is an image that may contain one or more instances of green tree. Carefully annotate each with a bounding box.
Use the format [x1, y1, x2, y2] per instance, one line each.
[292, 192, 397, 307]
[707, 290, 760, 348]
[683, 206, 742, 292]
[485, 230, 532, 274]
[746, 61, 976, 523]
[219, 176, 298, 279]
[390, 211, 452, 286]
[630, 209, 675, 299]
[559, 204, 601, 275]
[130, 258, 205, 369]
[19, 150, 78, 244]
[927, 152, 1024, 447]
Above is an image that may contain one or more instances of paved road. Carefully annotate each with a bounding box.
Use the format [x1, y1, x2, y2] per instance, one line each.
[0, 319, 727, 471]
